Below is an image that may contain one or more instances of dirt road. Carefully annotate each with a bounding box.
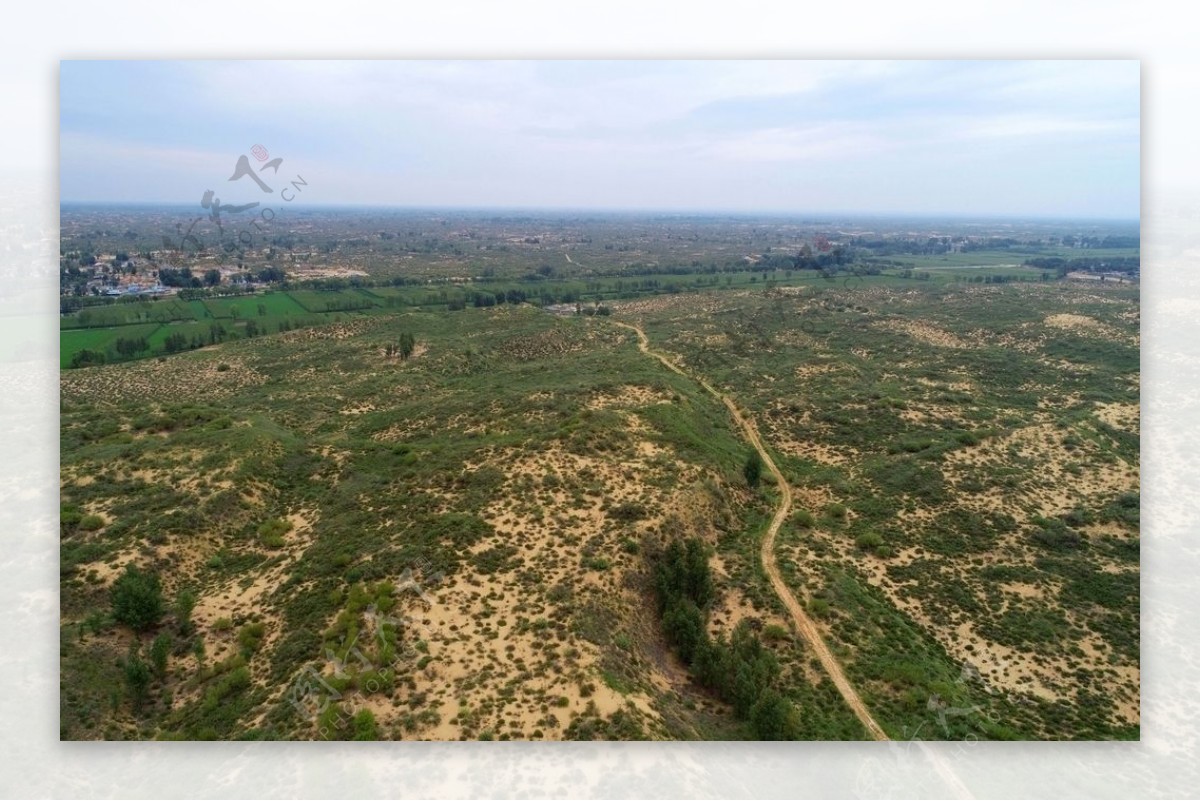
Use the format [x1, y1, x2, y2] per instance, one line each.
[614, 320, 890, 741]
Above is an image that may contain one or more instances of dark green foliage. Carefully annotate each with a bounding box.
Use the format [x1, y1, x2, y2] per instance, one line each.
[472, 544, 520, 575]
[110, 565, 164, 632]
[608, 501, 647, 522]
[654, 538, 715, 612]
[743, 450, 764, 487]
[750, 688, 798, 741]
[662, 598, 706, 663]
[1031, 516, 1084, 551]
[652, 537, 800, 739]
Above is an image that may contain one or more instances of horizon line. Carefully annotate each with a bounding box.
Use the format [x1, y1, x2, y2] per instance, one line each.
[58, 200, 1141, 224]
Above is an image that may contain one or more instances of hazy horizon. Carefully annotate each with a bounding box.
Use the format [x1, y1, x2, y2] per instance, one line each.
[57, 200, 1141, 226]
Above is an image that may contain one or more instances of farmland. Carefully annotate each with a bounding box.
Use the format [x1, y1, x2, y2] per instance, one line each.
[59, 210, 1139, 741]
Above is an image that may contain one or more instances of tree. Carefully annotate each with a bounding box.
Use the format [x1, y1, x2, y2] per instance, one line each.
[123, 650, 152, 711]
[399, 332, 416, 359]
[114, 336, 149, 358]
[111, 565, 164, 631]
[203, 268, 221, 287]
[750, 689, 798, 740]
[150, 633, 172, 678]
[743, 450, 764, 487]
[662, 598, 705, 663]
[70, 349, 106, 368]
[175, 589, 197, 636]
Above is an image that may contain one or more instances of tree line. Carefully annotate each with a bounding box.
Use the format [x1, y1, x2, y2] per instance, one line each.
[653, 538, 801, 739]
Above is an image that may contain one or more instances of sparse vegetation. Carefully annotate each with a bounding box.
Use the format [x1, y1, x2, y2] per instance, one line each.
[60, 210, 1138, 741]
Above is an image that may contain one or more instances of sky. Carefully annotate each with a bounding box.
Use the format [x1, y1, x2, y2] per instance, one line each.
[59, 60, 1140, 218]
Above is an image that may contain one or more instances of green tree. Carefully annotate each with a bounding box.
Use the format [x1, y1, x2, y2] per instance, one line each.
[123, 650, 152, 711]
[399, 332, 416, 359]
[174, 589, 197, 636]
[150, 633, 172, 678]
[743, 450, 764, 487]
[110, 565, 164, 631]
[751, 688, 798, 740]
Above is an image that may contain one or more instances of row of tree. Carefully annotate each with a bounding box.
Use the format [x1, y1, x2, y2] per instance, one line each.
[653, 538, 801, 739]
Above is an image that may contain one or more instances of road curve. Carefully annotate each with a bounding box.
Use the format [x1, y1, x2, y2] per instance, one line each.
[614, 320, 890, 741]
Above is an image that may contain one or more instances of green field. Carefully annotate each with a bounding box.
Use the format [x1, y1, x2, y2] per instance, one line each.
[202, 293, 309, 319]
[59, 266, 1082, 371]
[60, 323, 164, 368]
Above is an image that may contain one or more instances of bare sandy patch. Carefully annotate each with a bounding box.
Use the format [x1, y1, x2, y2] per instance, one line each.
[877, 319, 970, 349]
[1094, 402, 1139, 433]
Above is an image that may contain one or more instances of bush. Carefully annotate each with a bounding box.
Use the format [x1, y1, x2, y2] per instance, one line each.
[257, 518, 292, 549]
[111, 565, 164, 632]
[352, 709, 379, 741]
[79, 514, 106, 532]
[762, 624, 790, 642]
[1031, 517, 1083, 551]
[238, 622, 266, 656]
[855, 531, 884, 550]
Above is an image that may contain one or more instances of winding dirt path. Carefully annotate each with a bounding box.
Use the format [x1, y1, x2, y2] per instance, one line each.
[614, 320, 890, 741]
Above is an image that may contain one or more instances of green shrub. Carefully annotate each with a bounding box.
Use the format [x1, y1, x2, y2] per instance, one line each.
[257, 518, 292, 548]
[584, 556, 611, 571]
[809, 598, 831, 617]
[352, 709, 379, 741]
[79, 514, 106, 532]
[111, 565, 164, 632]
[762, 624, 790, 642]
[237, 622, 266, 656]
[855, 531, 885, 550]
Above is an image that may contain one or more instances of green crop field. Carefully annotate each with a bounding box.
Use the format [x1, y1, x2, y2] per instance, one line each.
[60, 323, 164, 368]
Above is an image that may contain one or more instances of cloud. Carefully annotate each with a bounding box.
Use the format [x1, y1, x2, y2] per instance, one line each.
[59, 60, 1140, 217]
